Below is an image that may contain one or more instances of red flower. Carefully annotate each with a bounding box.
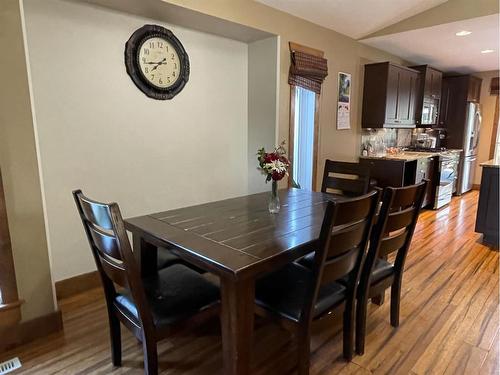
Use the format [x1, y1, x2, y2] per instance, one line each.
[264, 152, 279, 163]
[272, 170, 285, 181]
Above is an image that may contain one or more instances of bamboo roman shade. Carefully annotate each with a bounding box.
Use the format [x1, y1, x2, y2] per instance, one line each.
[288, 50, 328, 94]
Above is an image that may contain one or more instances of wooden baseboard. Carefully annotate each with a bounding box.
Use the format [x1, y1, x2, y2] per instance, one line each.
[55, 270, 101, 300]
[0, 300, 24, 328]
[472, 184, 481, 190]
[0, 310, 63, 352]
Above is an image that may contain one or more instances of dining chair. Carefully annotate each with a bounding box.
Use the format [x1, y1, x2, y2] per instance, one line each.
[157, 247, 181, 269]
[254, 190, 380, 374]
[321, 160, 373, 197]
[73, 190, 220, 375]
[355, 181, 427, 355]
[157, 247, 206, 274]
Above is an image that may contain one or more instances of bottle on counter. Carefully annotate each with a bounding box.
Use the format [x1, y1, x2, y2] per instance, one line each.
[361, 143, 368, 156]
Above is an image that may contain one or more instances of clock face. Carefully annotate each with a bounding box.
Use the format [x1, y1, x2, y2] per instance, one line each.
[125, 25, 190, 100]
[138, 37, 181, 89]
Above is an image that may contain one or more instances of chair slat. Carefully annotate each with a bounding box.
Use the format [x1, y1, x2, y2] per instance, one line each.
[334, 197, 373, 226]
[324, 160, 370, 176]
[79, 195, 114, 230]
[321, 247, 360, 285]
[328, 221, 366, 258]
[325, 177, 367, 195]
[390, 184, 425, 209]
[88, 224, 122, 260]
[99, 254, 128, 288]
[385, 206, 415, 233]
[378, 229, 408, 257]
[321, 160, 371, 196]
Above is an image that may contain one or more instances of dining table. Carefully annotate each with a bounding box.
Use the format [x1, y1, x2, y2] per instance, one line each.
[124, 188, 338, 375]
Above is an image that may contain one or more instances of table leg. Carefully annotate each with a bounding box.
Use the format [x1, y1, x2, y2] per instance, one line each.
[132, 234, 157, 277]
[220, 277, 255, 375]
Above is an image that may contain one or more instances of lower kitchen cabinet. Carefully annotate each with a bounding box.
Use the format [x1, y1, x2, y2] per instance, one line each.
[415, 157, 438, 208]
[360, 156, 437, 208]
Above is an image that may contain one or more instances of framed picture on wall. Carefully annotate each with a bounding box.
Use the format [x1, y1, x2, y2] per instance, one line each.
[337, 72, 351, 130]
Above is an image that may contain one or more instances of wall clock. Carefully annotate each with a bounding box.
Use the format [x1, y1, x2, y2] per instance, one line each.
[125, 24, 190, 100]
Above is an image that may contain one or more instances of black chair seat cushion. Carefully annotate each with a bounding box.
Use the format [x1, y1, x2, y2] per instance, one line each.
[297, 251, 315, 269]
[370, 258, 394, 284]
[157, 247, 181, 269]
[114, 264, 219, 328]
[157, 247, 206, 274]
[332, 258, 394, 288]
[255, 262, 346, 322]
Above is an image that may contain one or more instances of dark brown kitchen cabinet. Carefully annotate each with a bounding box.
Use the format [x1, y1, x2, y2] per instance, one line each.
[362, 62, 420, 128]
[359, 158, 413, 187]
[359, 156, 437, 208]
[438, 75, 483, 128]
[415, 157, 437, 208]
[467, 76, 482, 102]
[410, 65, 443, 127]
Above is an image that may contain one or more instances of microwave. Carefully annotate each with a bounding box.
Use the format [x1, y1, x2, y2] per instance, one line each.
[421, 98, 439, 125]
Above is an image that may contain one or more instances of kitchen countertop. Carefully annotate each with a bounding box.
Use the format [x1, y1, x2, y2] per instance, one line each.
[480, 159, 500, 168]
[359, 149, 462, 162]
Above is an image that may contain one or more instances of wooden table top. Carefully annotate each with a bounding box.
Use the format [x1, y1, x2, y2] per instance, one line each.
[125, 188, 336, 280]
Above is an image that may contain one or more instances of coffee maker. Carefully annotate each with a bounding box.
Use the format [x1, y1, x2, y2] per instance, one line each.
[423, 128, 447, 149]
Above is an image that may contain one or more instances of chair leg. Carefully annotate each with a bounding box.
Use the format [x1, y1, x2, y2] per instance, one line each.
[355, 295, 369, 356]
[142, 336, 158, 375]
[343, 299, 355, 361]
[109, 314, 122, 367]
[297, 327, 311, 375]
[390, 281, 402, 327]
[371, 291, 385, 306]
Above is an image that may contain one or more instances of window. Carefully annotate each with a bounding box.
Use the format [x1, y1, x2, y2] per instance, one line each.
[290, 86, 318, 190]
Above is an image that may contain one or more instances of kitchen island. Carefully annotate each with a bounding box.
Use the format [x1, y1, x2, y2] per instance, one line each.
[475, 159, 499, 247]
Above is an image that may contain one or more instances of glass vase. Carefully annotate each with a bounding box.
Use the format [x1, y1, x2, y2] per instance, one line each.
[268, 180, 280, 214]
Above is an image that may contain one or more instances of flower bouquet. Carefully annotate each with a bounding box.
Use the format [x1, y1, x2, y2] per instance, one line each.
[257, 141, 290, 213]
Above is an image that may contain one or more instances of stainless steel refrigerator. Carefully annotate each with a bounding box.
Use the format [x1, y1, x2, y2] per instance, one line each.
[457, 102, 482, 195]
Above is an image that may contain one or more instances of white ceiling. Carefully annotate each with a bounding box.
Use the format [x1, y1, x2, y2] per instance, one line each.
[255, 0, 448, 39]
[361, 14, 500, 74]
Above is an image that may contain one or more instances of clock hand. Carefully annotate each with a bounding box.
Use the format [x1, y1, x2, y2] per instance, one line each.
[151, 58, 167, 71]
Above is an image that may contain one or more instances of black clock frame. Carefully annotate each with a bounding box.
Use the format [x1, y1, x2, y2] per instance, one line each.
[125, 24, 190, 100]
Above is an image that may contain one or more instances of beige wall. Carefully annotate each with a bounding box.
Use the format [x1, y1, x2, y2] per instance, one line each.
[474, 70, 500, 185]
[0, 0, 56, 320]
[248, 37, 280, 193]
[24, 0, 254, 281]
[160, 0, 407, 190]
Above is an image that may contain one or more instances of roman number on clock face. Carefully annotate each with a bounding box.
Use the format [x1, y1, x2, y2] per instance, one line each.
[138, 37, 181, 89]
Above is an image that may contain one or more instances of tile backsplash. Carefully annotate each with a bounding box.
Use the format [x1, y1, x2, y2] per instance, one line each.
[361, 129, 413, 155]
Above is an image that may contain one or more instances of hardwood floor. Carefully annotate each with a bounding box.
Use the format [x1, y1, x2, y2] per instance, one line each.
[1, 191, 498, 374]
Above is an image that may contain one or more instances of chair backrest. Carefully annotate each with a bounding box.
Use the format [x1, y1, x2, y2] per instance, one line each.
[321, 160, 371, 197]
[359, 181, 427, 292]
[73, 190, 152, 328]
[303, 190, 380, 321]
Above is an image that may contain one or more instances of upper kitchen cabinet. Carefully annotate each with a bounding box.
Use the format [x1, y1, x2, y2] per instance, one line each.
[362, 62, 420, 128]
[438, 75, 483, 128]
[467, 76, 482, 102]
[410, 65, 443, 127]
